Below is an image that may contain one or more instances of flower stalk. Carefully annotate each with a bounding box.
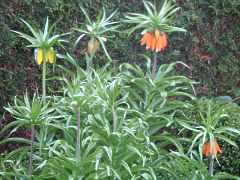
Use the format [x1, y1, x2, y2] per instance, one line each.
[42, 50, 47, 104]
[152, 52, 158, 78]
[29, 124, 35, 176]
[86, 52, 95, 73]
[75, 107, 81, 161]
[39, 50, 47, 156]
[209, 154, 214, 176]
[112, 105, 117, 132]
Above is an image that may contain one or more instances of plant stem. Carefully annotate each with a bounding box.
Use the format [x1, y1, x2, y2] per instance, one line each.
[40, 50, 47, 155]
[209, 154, 214, 176]
[29, 124, 35, 176]
[42, 51, 47, 104]
[76, 108, 81, 161]
[152, 52, 158, 78]
[112, 105, 117, 132]
[87, 53, 95, 73]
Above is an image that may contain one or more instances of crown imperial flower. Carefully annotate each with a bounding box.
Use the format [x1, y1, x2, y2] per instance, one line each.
[141, 30, 167, 52]
[125, 0, 186, 52]
[202, 140, 222, 156]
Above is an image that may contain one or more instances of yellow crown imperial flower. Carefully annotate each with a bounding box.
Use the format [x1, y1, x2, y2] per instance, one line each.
[46, 48, 56, 64]
[35, 48, 44, 65]
[34, 48, 56, 65]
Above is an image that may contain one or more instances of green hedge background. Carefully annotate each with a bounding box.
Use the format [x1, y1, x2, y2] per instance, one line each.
[0, 0, 240, 175]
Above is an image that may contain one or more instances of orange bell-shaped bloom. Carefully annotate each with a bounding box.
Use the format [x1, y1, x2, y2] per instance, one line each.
[141, 32, 150, 46]
[202, 140, 222, 156]
[150, 35, 156, 51]
[141, 32, 154, 50]
[140, 30, 168, 52]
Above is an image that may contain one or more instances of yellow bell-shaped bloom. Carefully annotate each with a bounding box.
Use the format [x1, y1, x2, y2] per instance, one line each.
[35, 48, 44, 65]
[46, 48, 56, 64]
[87, 38, 100, 54]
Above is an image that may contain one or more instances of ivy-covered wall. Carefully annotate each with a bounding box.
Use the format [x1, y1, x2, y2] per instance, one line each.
[0, 0, 240, 175]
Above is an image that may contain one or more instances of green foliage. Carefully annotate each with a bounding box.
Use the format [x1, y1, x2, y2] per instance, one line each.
[11, 18, 67, 50]
[180, 98, 240, 175]
[179, 98, 240, 159]
[215, 101, 240, 175]
[120, 60, 194, 135]
[0, 0, 240, 177]
[2, 61, 235, 179]
[124, 0, 186, 34]
[4, 93, 52, 126]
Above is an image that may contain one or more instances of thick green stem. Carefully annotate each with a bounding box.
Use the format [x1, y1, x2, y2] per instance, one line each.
[40, 51, 47, 155]
[29, 124, 35, 176]
[209, 154, 214, 176]
[112, 105, 117, 132]
[152, 52, 158, 79]
[42, 51, 47, 104]
[42, 66, 46, 103]
[76, 108, 81, 161]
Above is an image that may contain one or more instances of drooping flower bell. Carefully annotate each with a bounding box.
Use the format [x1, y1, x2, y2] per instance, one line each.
[140, 30, 167, 52]
[87, 38, 100, 54]
[35, 48, 44, 65]
[46, 48, 56, 64]
[34, 48, 56, 65]
[202, 140, 222, 156]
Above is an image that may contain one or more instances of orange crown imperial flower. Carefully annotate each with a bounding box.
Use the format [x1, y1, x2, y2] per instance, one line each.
[202, 140, 222, 156]
[140, 30, 167, 52]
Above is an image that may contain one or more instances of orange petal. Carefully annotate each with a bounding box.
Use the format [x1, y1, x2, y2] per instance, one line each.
[202, 142, 211, 156]
[159, 35, 165, 51]
[150, 36, 156, 51]
[140, 33, 148, 46]
[156, 38, 162, 52]
[155, 31, 162, 52]
[206, 143, 210, 156]
[146, 33, 153, 49]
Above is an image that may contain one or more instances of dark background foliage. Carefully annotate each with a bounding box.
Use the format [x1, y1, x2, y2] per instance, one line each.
[219, 102, 240, 175]
[0, 0, 240, 175]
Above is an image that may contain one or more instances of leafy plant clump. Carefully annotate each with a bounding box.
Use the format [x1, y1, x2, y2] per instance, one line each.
[0, 0, 240, 179]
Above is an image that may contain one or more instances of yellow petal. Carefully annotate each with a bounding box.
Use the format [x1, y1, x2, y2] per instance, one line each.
[46, 48, 56, 64]
[35, 48, 43, 65]
[87, 39, 95, 54]
[88, 38, 99, 54]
